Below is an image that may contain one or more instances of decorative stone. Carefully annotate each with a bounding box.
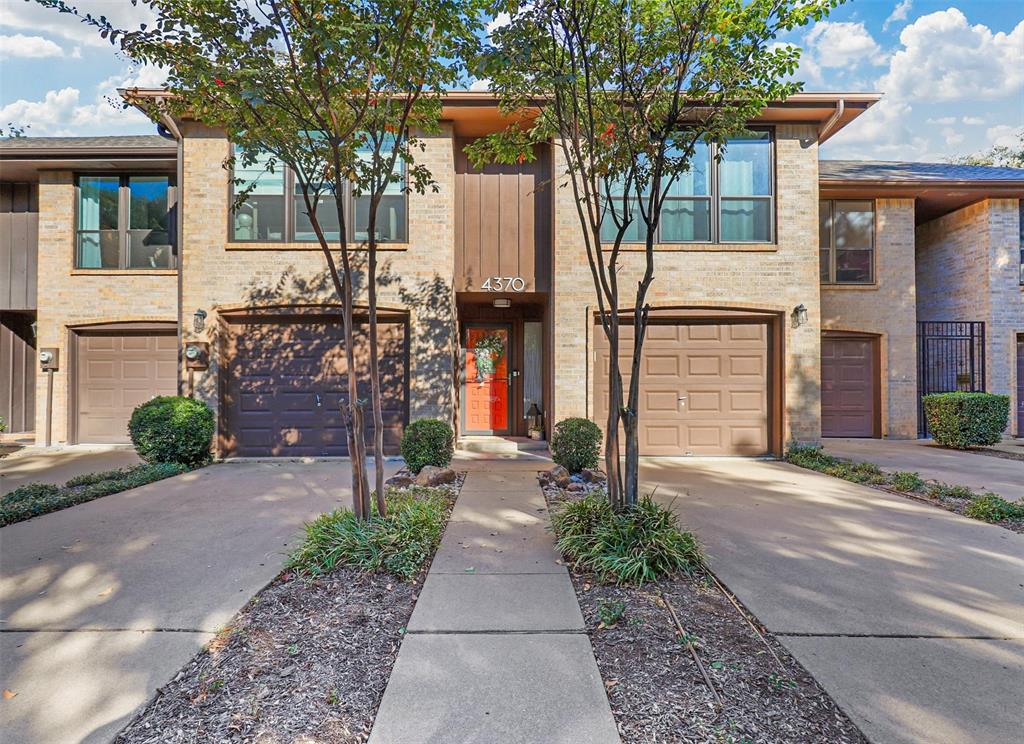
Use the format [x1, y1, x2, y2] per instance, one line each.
[385, 474, 416, 489]
[415, 465, 457, 487]
[566, 482, 585, 492]
[581, 468, 607, 483]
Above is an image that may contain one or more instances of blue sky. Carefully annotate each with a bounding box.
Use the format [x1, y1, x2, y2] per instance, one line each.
[0, 1, 1021, 162]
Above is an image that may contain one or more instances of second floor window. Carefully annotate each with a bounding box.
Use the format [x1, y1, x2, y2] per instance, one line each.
[819, 199, 874, 284]
[231, 145, 407, 243]
[76, 175, 175, 269]
[599, 129, 774, 245]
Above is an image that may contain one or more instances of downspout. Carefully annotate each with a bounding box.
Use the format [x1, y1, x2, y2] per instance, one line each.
[157, 108, 186, 398]
[818, 99, 846, 142]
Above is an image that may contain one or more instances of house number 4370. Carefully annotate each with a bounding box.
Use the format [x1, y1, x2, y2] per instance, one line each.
[481, 276, 526, 292]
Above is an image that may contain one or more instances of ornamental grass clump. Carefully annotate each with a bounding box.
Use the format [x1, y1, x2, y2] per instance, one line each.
[287, 487, 450, 581]
[550, 494, 702, 585]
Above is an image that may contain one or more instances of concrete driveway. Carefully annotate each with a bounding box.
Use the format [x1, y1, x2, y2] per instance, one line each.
[640, 458, 1024, 744]
[1, 445, 142, 497]
[823, 437, 1024, 501]
[0, 460, 394, 744]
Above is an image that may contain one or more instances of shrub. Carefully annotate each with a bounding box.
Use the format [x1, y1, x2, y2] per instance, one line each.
[550, 418, 603, 473]
[889, 471, 925, 493]
[786, 445, 885, 484]
[286, 486, 451, 580]
[399, 419, 454, 474]
[129, 396, 214, 467]
[963, 493, 1024, 523]
[550, 494, 702, 584]
[785, 444, 840, 471]
[927, 483, 976, 501]
[923, 392, 1009, 449]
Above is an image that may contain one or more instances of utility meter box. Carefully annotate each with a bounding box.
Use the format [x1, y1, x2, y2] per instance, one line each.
[39, 347, 59, 372]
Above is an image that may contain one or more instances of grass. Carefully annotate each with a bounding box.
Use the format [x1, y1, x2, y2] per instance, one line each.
[549, 494, 703, 585]
[1, 462, 188, 527]
[786, 444, 1024, 526]
[285, 486, 452, 581]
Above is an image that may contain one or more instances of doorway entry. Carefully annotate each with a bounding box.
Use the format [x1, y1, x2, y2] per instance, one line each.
[463, 324, 512, 434]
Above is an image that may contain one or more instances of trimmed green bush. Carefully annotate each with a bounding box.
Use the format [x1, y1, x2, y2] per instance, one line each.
[128, 396, 214, 467]
[1, 463, 187, 527]
[550, 494, 702, 584]
[923, 392, 1009, 449]
[550, 418, 603, 473]
[963, 493, 1024, 523]
[399, 419, 454, 474]
[286, 486, 451, 580]
[890, 471, 925, 493]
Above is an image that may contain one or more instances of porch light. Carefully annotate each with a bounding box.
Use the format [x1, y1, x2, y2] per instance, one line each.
[492, 298, 511, 309]
[792, 304, 808, 327]
[527, 403, 544, 439]
[193, 308, 208, 334]
[30, 321, 37, 338]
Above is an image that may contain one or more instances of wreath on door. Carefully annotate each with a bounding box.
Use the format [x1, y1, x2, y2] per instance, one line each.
[473, 333, 506, 381]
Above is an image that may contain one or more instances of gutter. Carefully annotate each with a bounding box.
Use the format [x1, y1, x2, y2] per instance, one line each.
[818, 98, 845, 142]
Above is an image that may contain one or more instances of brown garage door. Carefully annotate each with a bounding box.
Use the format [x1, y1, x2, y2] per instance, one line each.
[222, 314, 408, 457]
[821, 334, 877, 438]
[76, 331, 178, 443]
[593, 320, 770, 456]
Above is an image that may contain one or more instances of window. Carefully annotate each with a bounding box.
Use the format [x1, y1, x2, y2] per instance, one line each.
[231, 143, 407, 243]
[76, 175, 175, 269]
[600, 129, 773, 245]
[819, 200, 874, 284]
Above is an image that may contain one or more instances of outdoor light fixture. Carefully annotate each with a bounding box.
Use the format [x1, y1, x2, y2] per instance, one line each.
[30, 321, 37, 338]
[492, 298, 512, 309]
[193, 308, 208, 334]
[792, 304, 808, 327]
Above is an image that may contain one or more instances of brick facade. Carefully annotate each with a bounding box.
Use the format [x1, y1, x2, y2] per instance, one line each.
[551, 125, 823, 445]
[916, 198, 1024, 434]
[821, 198, 918, 438]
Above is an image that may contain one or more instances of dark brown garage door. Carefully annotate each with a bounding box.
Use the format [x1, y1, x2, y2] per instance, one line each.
[222, 314, 408, 457]
[821, 334, 877, 438]
[76, 331, 178, 443]
[593, 321, 770, 456]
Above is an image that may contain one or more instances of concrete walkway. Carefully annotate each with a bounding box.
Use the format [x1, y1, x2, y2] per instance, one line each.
[0, 460, 394, 744]
[0, 445, 142, 497]
[639, 457, 1024, 744]
[823, 437, 1024, 501]
[369, 458, 620, 744]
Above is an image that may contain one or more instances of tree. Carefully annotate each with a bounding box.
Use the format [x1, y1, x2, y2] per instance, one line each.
[470, 0, 840, 509]
[39, 0, 482, 518]
[949, 130, 1024, 168]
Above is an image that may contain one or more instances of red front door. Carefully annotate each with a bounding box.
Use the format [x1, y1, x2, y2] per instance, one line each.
[464, 326, 510, 433]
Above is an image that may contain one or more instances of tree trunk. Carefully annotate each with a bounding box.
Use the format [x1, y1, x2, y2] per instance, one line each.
[603, 315, 625, 511]
[366, 202, 387, 518]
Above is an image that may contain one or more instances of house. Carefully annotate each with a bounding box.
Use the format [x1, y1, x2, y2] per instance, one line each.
[2, 91, 1022, 457]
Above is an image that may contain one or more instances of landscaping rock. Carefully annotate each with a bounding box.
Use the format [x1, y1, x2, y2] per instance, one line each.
[581, 468, 607, 483]
[541, 464, 572, 488]
[385, 474, 416, 489]
[567, 482, 585, 492]
[415, 466, 457, 487]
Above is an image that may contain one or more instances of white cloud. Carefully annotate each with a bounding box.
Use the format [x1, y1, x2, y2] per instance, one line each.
[878, 9, 1024, 101]
[0, 34, 64, 58]
[986, 124, 1023, 148]
[883, 1, 913, 32]
[486, 13, 512, 36]
[804, 22, 885, 68]
[961, 116, 985, 126]
[0, 1, 155, 48]
[926, 116, 956, 125]
[941, 127, 964, 147]
[468, 78, 491, 92]
[822, 98, 930, 161]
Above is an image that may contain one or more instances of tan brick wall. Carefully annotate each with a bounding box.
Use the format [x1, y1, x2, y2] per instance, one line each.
[178, 122, 457, 444]
[917, 198, 1024, 435]
[33, 171, 178, 444]
[821, 198, 917, 438]
[551, 124, 823, 447]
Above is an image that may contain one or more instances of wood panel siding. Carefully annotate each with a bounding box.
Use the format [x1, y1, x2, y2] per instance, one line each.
[1, 312, 36, 433]
[453, 139, 551, 293]
[0, 183, 39, 311]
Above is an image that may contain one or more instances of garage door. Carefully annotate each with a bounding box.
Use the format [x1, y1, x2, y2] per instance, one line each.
[76, 331, 178, 443]
[821, 334, 877, 438]
[593, 321, 770, 456]
[223, 314, 408, 457]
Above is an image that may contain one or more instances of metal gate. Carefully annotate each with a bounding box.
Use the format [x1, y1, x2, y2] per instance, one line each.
[917, 321, 985, 436]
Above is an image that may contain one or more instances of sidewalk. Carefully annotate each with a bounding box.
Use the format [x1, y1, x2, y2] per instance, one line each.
[369, 459, 620, 744]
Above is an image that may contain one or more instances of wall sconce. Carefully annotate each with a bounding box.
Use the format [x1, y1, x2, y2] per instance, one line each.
[30, 321, 37, 338]
[792, 304, 808, 328]
[193, 308, 208, 334]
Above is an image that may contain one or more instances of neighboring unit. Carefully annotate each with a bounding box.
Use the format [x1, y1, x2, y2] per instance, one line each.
[1, 92, 1022, 455]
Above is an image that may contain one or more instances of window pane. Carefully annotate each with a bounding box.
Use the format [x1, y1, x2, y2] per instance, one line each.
[77, 231, 119, 268]
[600, 198, 646, 243]
[354, 194, 406, 242]
[719, 132, 771, 196]
[660, 199, 710, 241]
[819, 200, 831, 249]
[666, 142, 711, 197]
[834, 200, 873, 250]
[836, 248, 872, 283]
[232, 149, 286, 240]
[294, 193, 341, 241]
[128, 231, 174, 268]
[720, 199, 771, 242]
[820, 249, 830, 282]
[79, 176, 119, 230]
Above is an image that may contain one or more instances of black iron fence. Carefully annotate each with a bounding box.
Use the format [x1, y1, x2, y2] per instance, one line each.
[917, 321, 985, 437]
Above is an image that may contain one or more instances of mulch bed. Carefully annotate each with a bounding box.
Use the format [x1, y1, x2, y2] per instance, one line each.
[543, 481, 866, 744]
[963, 446, 1024, 462]
[117, 472, 465, 744]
